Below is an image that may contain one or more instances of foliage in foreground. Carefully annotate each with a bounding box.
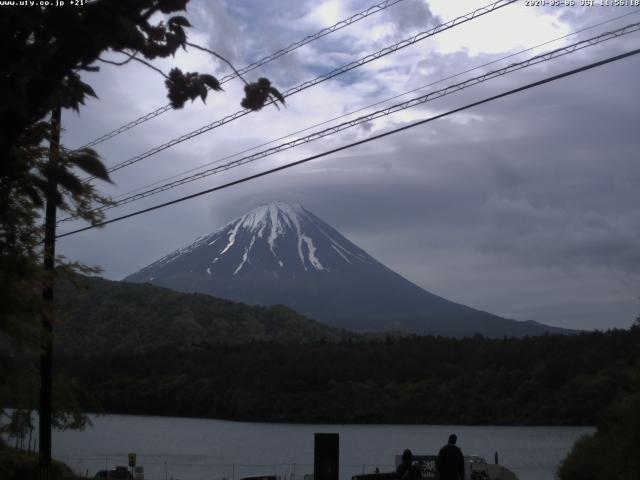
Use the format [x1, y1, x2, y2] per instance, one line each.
[557, 381, 640, 480]
[0, 443, 82, 480]
[57, 327, 639, 425]
[0, 0, 285, 435]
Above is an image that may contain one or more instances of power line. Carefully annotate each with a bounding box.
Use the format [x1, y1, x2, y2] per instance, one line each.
[99, 9, 640, 205]
[75, 0, 409, 150]
[58, 22, 640, 223]
[56, 47, 640, 239]
[98, 0, 517, 176]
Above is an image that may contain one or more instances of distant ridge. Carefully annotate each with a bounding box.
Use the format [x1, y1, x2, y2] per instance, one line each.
[125, 201, 572, 337]
[56, 276, 350, 354]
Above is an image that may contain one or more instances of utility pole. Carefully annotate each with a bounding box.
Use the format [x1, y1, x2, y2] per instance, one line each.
[39, 104, 61, 480]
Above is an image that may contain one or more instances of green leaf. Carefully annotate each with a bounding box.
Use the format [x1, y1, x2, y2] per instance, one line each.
[168, 16, 191, 27]
[198, 82, 208, 102]
[22, 183, 45, 207]
[54, 169, 85, 197]
[200, 74, 222, 92]
[269, 87, 286, 105]
[171, 26, 186, 45]
[68, 151, 111, 182]
[80, 81, 98, 99]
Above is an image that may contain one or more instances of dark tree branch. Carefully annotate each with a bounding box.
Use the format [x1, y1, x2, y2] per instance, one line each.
[130, 56, 169, 79]
[97, 55, 133, 67]
[100, 52, 168, 79]
[185, 42, 249, 86]
[101, 50, 140, 66]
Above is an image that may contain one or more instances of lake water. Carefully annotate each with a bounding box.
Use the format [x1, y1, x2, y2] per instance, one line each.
[52, 414, 593, 480]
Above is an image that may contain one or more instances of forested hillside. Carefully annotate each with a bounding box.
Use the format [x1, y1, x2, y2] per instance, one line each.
[124, 202, 571, 338]
[55, 276, 352, 352]
[58, 327, 640, 425]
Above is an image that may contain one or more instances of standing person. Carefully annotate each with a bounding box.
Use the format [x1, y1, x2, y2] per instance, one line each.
[437, 434, 465, 480]
[396, 449, 421, 480]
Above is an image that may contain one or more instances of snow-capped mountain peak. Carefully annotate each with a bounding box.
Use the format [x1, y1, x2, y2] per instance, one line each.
[125, 202, 570, 337]
[132, 201, 370, 280]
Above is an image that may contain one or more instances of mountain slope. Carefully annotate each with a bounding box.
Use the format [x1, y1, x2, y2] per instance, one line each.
[55, 276, 350, 353]
[125, 202, 571, 337]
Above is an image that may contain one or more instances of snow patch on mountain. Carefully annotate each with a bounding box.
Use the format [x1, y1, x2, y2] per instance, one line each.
[268, 206, 285, 258]
[234, 235, 256, 275]
[131, 201, 369, 281]
[221, 201, 332, 272]
[124, 201, 570, 338]
[220, 220, 242, 255]
[332, 244, 351, 264]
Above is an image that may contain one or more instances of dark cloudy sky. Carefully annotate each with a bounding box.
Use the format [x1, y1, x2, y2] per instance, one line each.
[57, 0, 640, 330]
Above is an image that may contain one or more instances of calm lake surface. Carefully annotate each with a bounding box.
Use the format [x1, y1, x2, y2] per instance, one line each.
[52, 414, 593, 480]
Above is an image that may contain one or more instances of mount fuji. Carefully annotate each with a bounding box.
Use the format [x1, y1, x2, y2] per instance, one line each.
[124, 201, 569, 337]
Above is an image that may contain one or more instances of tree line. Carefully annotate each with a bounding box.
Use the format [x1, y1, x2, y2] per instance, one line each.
[56, 326, 639, 425]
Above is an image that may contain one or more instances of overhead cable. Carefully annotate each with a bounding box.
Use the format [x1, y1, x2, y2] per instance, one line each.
[75, 0, 409, 150]
[56, 47, 640, 239]
[101, 9, 640, 204]
[59, 22, 640, 223]
[98, 0, 518, 176]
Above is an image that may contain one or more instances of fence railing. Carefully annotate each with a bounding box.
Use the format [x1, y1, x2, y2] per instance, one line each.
[53, 455, 396, 480]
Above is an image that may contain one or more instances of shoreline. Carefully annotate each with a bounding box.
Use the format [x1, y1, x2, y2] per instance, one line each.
[69, 410, 597, 428]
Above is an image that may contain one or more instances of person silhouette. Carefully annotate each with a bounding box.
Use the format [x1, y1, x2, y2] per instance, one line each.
[396, 449, 421, 480]
[437, 434, 465, 480]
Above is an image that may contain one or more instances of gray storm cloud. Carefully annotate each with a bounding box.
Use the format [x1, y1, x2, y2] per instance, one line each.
[57, 1, 640, 331]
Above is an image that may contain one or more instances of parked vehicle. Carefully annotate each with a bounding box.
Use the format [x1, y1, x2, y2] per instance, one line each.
[239, 476, 278, 480]
[94, 466, 132, 479]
